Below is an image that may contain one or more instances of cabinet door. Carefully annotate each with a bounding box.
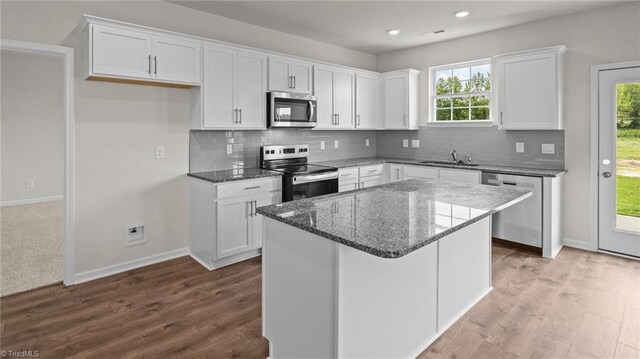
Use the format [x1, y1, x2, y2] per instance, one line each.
[268, 56, 292, 92]
[404, 165, 438, 179]
[438, 168, 481, 184]
[252, 192, 281, 249]
[314, 67, 336, 128]
[384, 75, 408, 129]
[355, 74, 379, 129]
[499, 53, 557, 130]
[92, 25, 152, 79]
[203, 46, 236, 128]
[360, 175, 384, 189]
[152, 36, 201, 84]
[291, 61, 313, 94]
[216, 196, 252, 259]
[389, 164, 404, 183]
[339, 182, 359, 193]
[334, 70, 355, 129]
[236, 51, 267, 129]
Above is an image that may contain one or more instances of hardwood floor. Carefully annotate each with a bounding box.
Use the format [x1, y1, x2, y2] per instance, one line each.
[1, 243, 639, 358]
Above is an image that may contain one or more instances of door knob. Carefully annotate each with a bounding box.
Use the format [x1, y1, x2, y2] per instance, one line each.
[602, 171, 612, 178]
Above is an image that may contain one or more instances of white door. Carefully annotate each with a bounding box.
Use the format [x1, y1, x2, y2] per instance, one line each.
[292, 62, 313, 94]
[314, 67, 335, 128]
[92, 25, 152, 79]
[598, 65, 640, 257]
[252, 193, 281, 249]
[216, 196, 252, 259]
[384, 75, 408, 129]
[356, 74, 378, 129]
[203, 46, 236, 128]
[499, 53, 556, 130]
[268, 56, 292, 92]
[236, 51, 266, 129]
[151, 36, 200, 84]
[334, 70, 355, 129]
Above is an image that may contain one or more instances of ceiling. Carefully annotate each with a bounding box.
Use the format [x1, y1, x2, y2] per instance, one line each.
[169, 1, 625, 54]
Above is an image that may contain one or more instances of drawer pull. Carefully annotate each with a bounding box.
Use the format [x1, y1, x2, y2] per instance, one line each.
[244, 186, 261, 190]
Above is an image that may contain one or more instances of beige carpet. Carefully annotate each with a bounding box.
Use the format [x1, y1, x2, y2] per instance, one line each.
[0, 200, 63, 296]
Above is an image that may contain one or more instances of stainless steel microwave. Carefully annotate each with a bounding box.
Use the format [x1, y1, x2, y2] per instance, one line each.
[268, 92, 317, 128]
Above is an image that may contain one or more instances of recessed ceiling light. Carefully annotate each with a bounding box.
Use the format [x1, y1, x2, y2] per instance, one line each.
[387, 28, 402, 36]
[454, 10, 470, 18]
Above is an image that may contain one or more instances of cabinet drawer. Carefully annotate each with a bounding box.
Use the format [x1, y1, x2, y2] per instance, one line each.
[438, 168, 481, 184]
[216, 177, 281, 199]
[404, 165, 438, 179]
[339, 167, 359, 183]
[359, 164, 384, 178]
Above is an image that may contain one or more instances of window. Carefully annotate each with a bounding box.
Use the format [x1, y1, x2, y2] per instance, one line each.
[430, 60, 491, 124]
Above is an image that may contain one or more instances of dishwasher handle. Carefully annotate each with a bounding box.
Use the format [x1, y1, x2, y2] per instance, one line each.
[485, 178, 535, 189]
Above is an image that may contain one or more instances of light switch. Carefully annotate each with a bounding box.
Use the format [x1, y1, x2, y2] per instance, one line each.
[226, 144, 233, 155]
[334, 140, 339, 149]
[155, 145, 166, 159]
[403, 139, 409, 148]
[320, 141, 325, 150]
[541, 143, 555, 154]
[366, 139, 370, 147]
[516, 142, 524, 153]
[411, 140, 420, 148]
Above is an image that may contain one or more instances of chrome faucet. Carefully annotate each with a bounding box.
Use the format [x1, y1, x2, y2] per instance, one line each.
[450, 149, 458, 163]
[466, 154, 472, 164]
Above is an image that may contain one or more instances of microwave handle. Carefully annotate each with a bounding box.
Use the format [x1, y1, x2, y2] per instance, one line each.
[308, 101, 315, 122]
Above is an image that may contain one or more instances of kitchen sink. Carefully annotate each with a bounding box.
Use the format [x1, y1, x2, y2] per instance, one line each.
[420, 160, 479, 167]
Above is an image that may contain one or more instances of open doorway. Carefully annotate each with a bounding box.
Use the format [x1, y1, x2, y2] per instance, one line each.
[0, 39, 75, 296]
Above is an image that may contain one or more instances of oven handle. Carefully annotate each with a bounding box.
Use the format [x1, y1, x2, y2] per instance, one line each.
[293, 172, 339, 184]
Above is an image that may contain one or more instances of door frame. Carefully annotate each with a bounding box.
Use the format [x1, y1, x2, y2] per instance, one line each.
[589, 60, 640, 255]
[1, 38, 76, 284]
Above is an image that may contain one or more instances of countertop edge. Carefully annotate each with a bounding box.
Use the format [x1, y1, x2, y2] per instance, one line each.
[187, 171, 282, 184]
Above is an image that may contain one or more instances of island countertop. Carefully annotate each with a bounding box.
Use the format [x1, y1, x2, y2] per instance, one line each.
[257, 178, 531, 258]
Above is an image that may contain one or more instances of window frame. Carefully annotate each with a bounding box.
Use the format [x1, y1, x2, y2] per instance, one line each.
[428, 58, 494, 127]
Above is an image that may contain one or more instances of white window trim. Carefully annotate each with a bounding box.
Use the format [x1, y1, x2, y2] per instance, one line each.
[428, 58, 495, 127]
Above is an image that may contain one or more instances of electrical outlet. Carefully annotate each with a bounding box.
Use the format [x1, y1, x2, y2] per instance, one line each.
[411, 140, 420, 148]
[516, 142, 524, 153]
[125, 224, 147, 247]
[403, 139, 409, 148]
[320, 141, 325, 150]
[366, 139, 370, 147]
[155, 145, 165, 159]
[334, 140, 339, 149]
[226, 144, 233, 155]
[541, 143, 555, 154]
[25, 179, 35, 188]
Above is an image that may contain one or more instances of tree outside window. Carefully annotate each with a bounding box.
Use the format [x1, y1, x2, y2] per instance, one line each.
[432, 61, 492, 123]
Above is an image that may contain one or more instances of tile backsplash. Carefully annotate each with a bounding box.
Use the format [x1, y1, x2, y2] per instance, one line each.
[190, 129, 377, 172]
[377, 127, 564, 169]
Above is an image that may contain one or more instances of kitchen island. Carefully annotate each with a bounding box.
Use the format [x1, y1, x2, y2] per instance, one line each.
[256, 179, 531, 358]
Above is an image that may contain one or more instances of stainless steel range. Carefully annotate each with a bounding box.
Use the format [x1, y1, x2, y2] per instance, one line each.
[261, 144, 338, 202]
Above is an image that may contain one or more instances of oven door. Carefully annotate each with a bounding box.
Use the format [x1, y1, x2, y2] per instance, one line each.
[269, 92, 317, 128]
[285, 172, 338, 201]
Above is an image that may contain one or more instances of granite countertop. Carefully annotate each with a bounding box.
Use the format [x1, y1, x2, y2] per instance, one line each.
[188, 168, 282, 183]
[256, 178, 531, 259]
[315, 157, 566, 178]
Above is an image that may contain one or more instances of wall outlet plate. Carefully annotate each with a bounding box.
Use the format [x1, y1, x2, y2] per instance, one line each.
[516, 142, 524, 153]
[334, 140, 339, 149]
[366, 139, 370, 147]
[25, 179, 35, 188]
[403, 139, 409, 148]
[541, 143, 555, 154]
[125, 224, 147, 247]
[155, 145, 165, 159]
[411, 140, 420, 148]
[226, 144, 233, 155]
[320, 141, 325, 150]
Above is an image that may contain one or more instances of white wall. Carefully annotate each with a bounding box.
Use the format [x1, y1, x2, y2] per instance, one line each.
[1, 50, 64, 204]
[376, 2, 640, 248]
[0, 1, 376, 275]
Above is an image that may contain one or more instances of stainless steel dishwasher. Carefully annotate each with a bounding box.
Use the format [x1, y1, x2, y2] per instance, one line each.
[482, 173, 543, 248]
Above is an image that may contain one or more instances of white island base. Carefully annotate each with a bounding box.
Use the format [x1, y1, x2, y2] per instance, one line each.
[262, 217, 492, 358]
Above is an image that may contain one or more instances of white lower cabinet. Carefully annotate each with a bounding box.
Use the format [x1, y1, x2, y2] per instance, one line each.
[189, 176, 281, 270]
[438, 168, 481, 184]
[403, 165, 438, 180]
[389, 164, 404, 183]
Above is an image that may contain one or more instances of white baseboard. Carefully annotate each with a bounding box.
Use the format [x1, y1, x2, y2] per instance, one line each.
[1, 195, 63, 207]
[562, 238, 593, 251]
[73, 247, 188, 285]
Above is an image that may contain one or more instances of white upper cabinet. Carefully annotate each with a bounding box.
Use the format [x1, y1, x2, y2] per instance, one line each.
[355, 72, 380, 129]
[198, 45, 267, 130]
[268, 56, 313, 94]
[314, 65, 355, 130]
[381, 70, 420, 130]
[495, 46, 566, 130]
[84, 19, 201, 86]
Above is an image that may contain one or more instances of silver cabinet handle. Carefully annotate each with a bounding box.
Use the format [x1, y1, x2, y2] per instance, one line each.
[337, 113, 340, 125]
[289, 76, 293, 89]
[234, 109, 238, 124]
[500, 111, 503, 125]
[148, 55, 152, 74]
[154, 56, 157, 75]
[239, 108, 242, 124]
[602, 171, 612, 178]
[357, 115, 361, 126]
[254, 200, 258, 216]
[292, 76, 296, 89]
[396, 168, 400, 180]
[333, 114, 337, 125]
[244, 185, 261, 190]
